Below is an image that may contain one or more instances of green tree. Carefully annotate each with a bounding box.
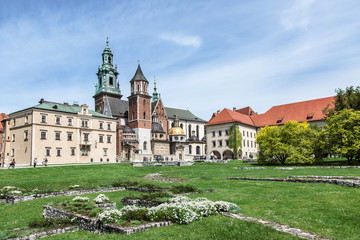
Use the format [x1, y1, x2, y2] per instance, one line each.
[309, 125, 329, 163]
[325, 109, 360, 164]
[228, 124, 242, 159]
[324, 86, 360, 117]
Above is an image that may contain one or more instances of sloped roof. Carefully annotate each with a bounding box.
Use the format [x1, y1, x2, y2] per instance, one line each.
[130, 64, 148, 83]
[206, 108, 255, 126]
[12, 101, 114, 119]
[236, 106, 255, 116]
[117, 125, 135, 133]
[165, 107, 207, 123]
[152, 122, 165, 133]
[107, 98, 128, 118]
[251, 96, 335, 127]
[0, 113, 9, 132]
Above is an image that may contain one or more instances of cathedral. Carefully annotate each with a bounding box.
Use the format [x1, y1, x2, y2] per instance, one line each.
[93, 41, 207, 161]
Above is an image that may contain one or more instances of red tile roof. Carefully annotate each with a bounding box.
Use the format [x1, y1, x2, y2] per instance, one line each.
[251, 96, 335, 127]
[206, 108, 255, 126]
[206, 96, 335, 128]
[0, 113, 9, 132]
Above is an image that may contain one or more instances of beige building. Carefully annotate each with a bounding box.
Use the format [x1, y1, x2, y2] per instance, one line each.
[1, 99, 117, 166]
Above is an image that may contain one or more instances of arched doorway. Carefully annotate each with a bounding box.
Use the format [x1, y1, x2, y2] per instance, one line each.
[223, 150, 234, 160]
[196, 146, 201, 155]
[210, 151, 221, 160]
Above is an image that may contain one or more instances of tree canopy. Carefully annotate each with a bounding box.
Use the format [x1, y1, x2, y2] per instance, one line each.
[228, 124, 242, 159]
[324, 86, 360, 117]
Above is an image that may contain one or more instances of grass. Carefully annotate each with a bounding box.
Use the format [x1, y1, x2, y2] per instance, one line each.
[0, 161, 359, 239]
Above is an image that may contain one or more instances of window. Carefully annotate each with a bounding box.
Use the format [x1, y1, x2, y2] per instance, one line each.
[67, 133, 72, 141]
[218, 140, 222, 147]
[226, 140, 229, 146]
[107, 136, 111, 143]
[143, 111, 146, 119]
[143, 99, 146, 106]
[56, 149, 61, 157]
[250, 132, 253, 138]
[247, 140, 249, 147]
[225, 130, 229, 136]
[41, 115, 47, 123]
[25, 116, 29, 124]
[55, 132, 61, 140]
[132, 112, 134, 120]
[68, 118, 72, 126]
[276, 119, 283, 124]
[99, 135, 104, 143]
[243, 130, 245, 136]
[41, 131, 46, 139]
[103, 148, 107, 156]
[212, 131, 215, 137]
[99, 122, 103, 129]
[107, 123, 111, 130]
[109, 77, 113, 85]
[143, 141, 147, 150]
[84, 133, 89, 141]
[137, 85, 140, 91]
[243, 139, 245, 146]
[251, 141, 253, 148]
[196, 125, 199, 137]
[189, 125, 192, 136]
[218, 131, 222, 136]
[81, 149, 88, 156]
[24, 131, 28, 141]
[180, 123, 183, 129]
[82, 120, 88, 128]
[56, 117, 61, 124]
[189, 145, 192, 154]
[12, 134, 15, 142]
[13, 119, 16, 126]
[11, 149, 14, 157]
[212, 141, 216, 147]
[247, 131, 249, 137]
[71, 148, 75, 156]
[46, 148, 51, 156]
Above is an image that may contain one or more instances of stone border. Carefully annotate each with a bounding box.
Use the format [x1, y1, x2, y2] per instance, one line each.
[226, 177, 360, 187]
[132, 161, 194, 167]
[43, 205, 172, 235]
[288, 175, 360, 180]
[234, 167, 265, 170]
[6, 186, 164, 204]
[275, 166, 360, 170]
[95, 202, 116, 209]
[121, 198, 162, 207]
[8, 226, 78, 240]
[220, 212, 331, 240]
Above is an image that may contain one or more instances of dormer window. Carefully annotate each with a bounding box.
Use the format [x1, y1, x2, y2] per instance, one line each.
[276, 118, 283, 124]
[306, 113, 314, 120]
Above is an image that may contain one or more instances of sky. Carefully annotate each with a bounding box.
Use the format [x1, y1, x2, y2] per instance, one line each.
[1, 0, 360, 121]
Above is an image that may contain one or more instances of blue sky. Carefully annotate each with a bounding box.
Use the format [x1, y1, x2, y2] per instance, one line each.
[1, 0, 360, 120]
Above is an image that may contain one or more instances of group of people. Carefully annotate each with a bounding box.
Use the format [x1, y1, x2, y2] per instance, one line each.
[33, 158, 48, 168]
[0, 158, 49, 169]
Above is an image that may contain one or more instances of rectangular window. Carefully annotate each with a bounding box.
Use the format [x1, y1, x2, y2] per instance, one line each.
[84, 133, 89, 141]
[218, 131, 222, 136]
[25, 116, 29, 124]
[243, 130, 245, 136]
[71, 148, 75, 156]
[212, 131, 215, 137]
[46, 148, 51, 156]
[247, 140, 249, 147]
[250, 132, 253, 138]
[56, 117, 61, 124]
[226, 140, 229, 146]
[12, 134, 15, 142]
[225, 130, 229, 136]
[55, 132, 61, 140]
[56, 149, 61, 157]
[243, 139, 245, 146]
[13, 119, 16, 126]
[99, 135, 104, 143]
[11, 149, 14, 157]
[247, 131, 249, 137]
[24, 131, 28, 141]
[99, 122, 103, 129]
[81, 120, 88, 128]
[218, 140, 222, 147]
[81, 149, 88, 156]
[41, 115, 47, 123]
[103, 148, 107, 156]
[212, 141, 216, 147]
[67, 133, 72, 141]
[107, 123, 111, 130]
[68, 118, 72, 126]
[251, 141, 253, 148]
[107, 135, 111, 143]
[41, 131, 46, 139]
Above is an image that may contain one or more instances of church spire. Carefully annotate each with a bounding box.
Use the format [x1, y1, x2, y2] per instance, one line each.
[152, 76, 159, 103]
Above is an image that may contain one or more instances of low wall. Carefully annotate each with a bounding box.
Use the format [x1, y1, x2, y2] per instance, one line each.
[132, 161, 194, 167]
[121, 198, 162, 207]
[43, 205, 172, 235]
[8, 226, 78, 240]
[226, 177, 360, 187]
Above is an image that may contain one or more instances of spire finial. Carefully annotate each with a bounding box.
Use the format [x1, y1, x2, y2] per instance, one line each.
[106, 37, 109, 46]
[154, 75, 157, 89]
[138, 60, 140, 65]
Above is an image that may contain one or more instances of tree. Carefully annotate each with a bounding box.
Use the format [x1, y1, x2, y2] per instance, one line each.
[309, 125, 329, 163]
[228, 124, 242, 159]
[325, 109, 360, 164]
[324, 86, 360, 117]
[256, 121, 314, 165]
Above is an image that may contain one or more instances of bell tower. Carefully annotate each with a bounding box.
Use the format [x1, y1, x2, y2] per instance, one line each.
[128, 63, 152, 154]
[93, 38, 122, 113]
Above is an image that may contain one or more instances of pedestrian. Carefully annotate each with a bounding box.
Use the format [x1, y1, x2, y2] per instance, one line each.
[42, 159, 45, 167]
[45, 158, 48, 167]
[33, 158, 37, 168]
[12, 159, 15, 169]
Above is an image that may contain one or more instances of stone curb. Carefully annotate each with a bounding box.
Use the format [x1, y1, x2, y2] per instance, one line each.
[132, 161, 194, 167]
[220, 212, 332, 240]
[234, 167, 265, 170]
[7, 226, 78, 240]
[288, 176, 360, 180]
[275, 166, 360, 170]
[226, 177, 360, 188]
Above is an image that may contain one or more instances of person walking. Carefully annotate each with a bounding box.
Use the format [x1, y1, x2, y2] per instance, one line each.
[33, 158, 37, 168]
[12, 159, 15, 169]
[45, 158, 48, 167]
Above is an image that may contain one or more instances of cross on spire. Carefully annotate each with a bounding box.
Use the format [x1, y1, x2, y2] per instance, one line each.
[106, 37, 109, 46]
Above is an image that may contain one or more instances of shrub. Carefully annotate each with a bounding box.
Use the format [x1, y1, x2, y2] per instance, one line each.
[72, 196, 89, 202]
[111, 180, 139, 188]
[93, 194, 110, 204]
[170, 185, 198, 194]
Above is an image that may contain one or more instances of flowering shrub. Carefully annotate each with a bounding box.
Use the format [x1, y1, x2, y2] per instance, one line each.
[72, 196, 89, 202]
[69, 185, 81, 189]
[97, 196, 240, 225]
[0, 186, 23, 198]
[93, 194, 110, 204]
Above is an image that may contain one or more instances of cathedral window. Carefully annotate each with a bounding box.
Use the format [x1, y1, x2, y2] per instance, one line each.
[143, 141, 147, 150]
[189, 145, 192, 154]
[137, 85, 140, 91]
[143, 111, 146, 119]
[180, 123, 183, 129]
[109, 77, 113, 85]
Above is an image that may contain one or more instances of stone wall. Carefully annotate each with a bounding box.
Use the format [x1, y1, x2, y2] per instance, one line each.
[121, 198, 162, 207]
[8, 226, 78, 240]
[132, 161, 194, 167]
[43, 205, 172, 235]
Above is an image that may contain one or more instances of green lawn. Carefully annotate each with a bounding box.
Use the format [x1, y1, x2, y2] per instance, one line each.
[0, 161, 359, 239]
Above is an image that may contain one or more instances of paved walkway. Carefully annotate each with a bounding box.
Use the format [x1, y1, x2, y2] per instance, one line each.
[0, 162, 119, 170]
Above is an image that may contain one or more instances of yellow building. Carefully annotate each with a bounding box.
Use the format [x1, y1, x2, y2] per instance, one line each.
[1, 99, 117, 166]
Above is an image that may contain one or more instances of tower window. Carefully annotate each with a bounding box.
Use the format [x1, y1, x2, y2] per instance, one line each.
[137, 85, 140, 91]
[143, 111, 146, 119]
[143, 141, 147, 150]
[143, 99, 146, 106]
[99, 78, 102, 86]
[108, 56, 111, 63]
[109, 77, 113, 85]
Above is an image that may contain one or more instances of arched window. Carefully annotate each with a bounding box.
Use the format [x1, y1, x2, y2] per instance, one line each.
[189, 145, 192, 154]
[180, 123, 183, 129]
[171, 122, 174, 127]
[137, 85, 140, 91]
[196, 125, 199, 137]
[143, 111, 146, 119]
[188, 125, 192, 136]
[196, 146, 200, 155]
[143, 141, 147, 150]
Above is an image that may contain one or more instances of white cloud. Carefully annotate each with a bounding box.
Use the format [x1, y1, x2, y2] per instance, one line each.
[160, 33, 202, 48]
[281, 0, 317, 31]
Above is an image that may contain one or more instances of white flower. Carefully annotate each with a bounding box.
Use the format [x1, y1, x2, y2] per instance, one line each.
[72, 196, 89, 202]
[93, 194, 110, 204]
[69, 185, 80, 189]
[2, 186, 16, 190]
[9, 190, 22, 195]
[97, 209, 122, 222]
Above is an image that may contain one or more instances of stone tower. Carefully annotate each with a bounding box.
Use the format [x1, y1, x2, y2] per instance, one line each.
[93, 39, 122, 114]
[128, 63, 152, 154]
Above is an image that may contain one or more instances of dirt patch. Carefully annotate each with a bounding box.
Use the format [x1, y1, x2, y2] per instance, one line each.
[143, 173, 183, 183]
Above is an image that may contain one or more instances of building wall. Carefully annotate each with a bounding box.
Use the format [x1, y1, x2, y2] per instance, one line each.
[168, 119, 206, 140]
[206, 123, 258, 159]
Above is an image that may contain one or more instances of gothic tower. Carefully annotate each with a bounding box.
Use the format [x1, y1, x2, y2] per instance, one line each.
[128, 63, 152, 154]
[93, 39, 122, 114]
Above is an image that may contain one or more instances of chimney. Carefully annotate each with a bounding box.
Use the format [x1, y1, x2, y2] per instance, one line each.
[233, 107, 236, 111]
[217, 110, 220, 114]
[39, 98, 45, 104]
[64, 102, 69, 106]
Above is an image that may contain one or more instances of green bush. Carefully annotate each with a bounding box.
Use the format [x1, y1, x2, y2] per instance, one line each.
[170, 185, 198, 194]
[111, 180, 139, 187]
[121, 208, 150, 221]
